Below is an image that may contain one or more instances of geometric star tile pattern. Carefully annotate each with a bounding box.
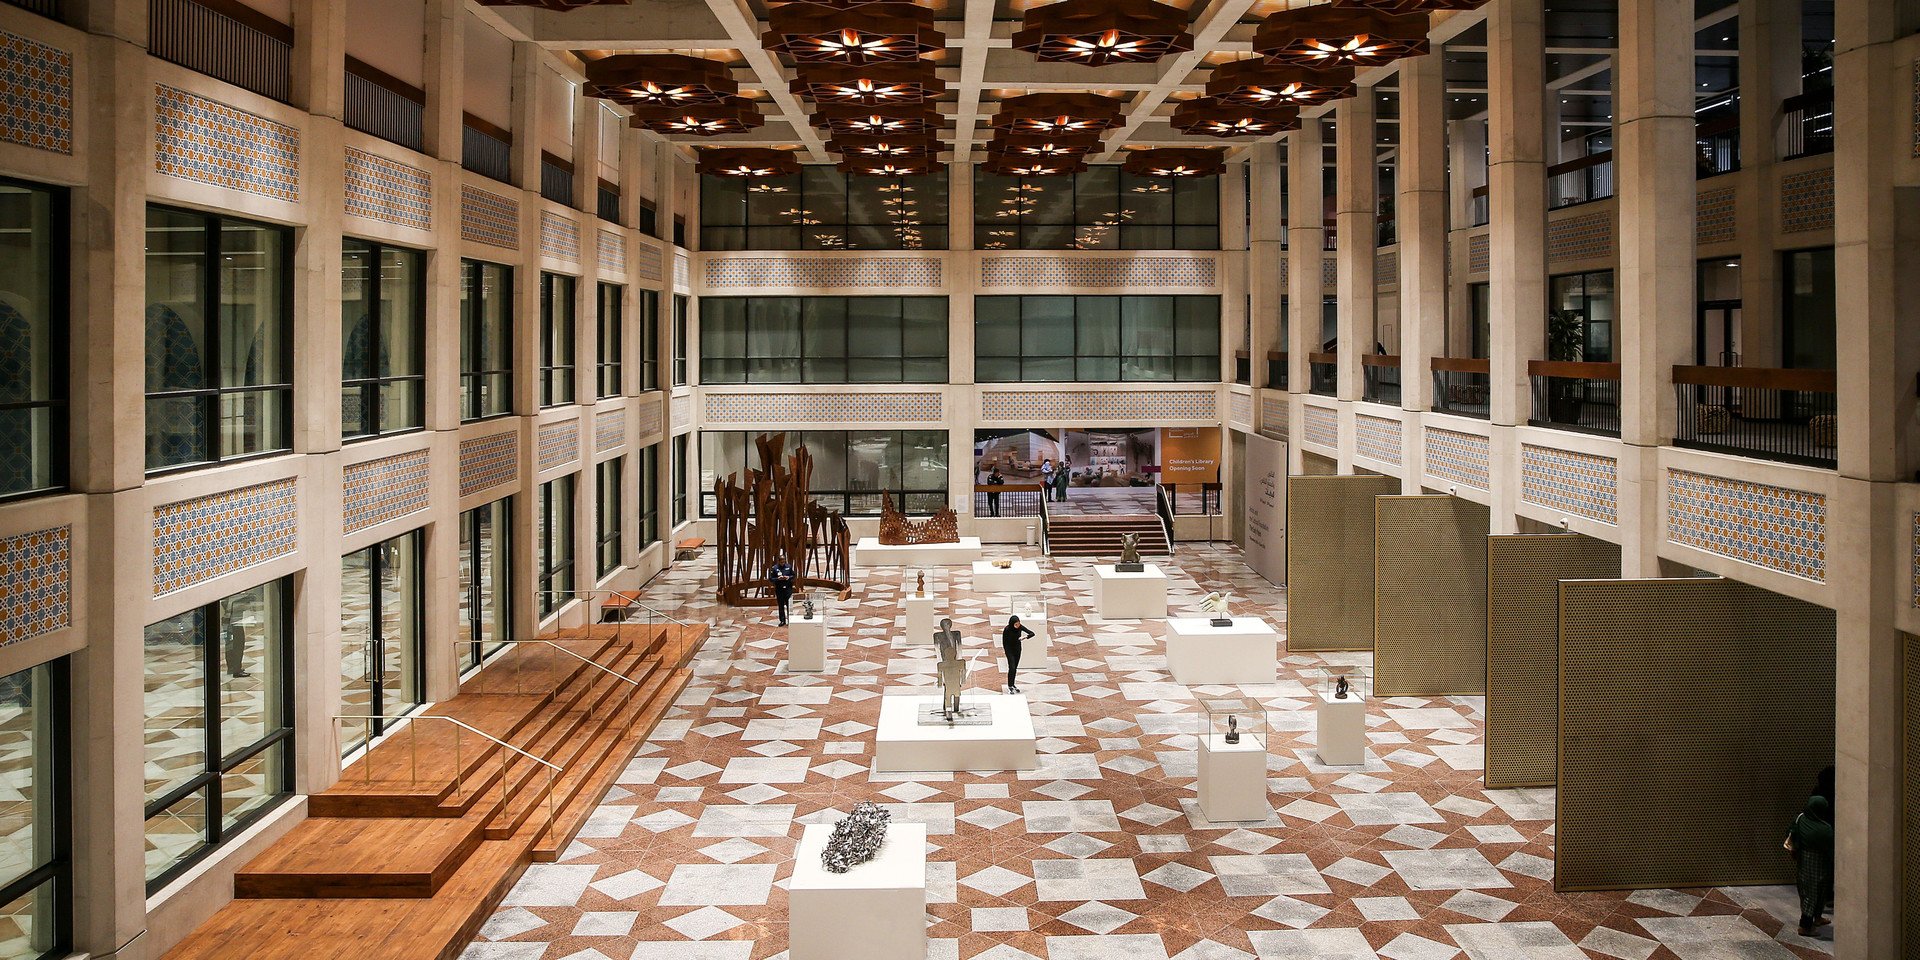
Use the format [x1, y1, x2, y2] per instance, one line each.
[154, 84, 300, 201]
[0, 525, 69, 646]
[0, 30, 73, 155]
[151, 478, 298, 596]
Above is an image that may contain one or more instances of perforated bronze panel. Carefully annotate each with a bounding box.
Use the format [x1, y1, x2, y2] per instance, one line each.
[1300, 452, 1338, 475]
[1286, 474, 1400, 652]
[1905, 632, 1920, 956]
[1556, 579, 1834, 892]
[1374, 496, 1490, 697]
[1483, 534, 1620, 788]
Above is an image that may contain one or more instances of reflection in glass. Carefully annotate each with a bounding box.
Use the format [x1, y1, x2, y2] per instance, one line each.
[459, 498, 513, 672]
[461, 260, 513, 420]
[342, 531, 424, 752]
[342, 240, 426, 439]
[0, 180, 66, 498]
[542, 273, 577, 406]
[539, 475, 576, 617]
[701, 166, 949, 250]
[973, 167, 1219, 250]
[698, 430, 947, 517]
[976, 295, 1219, 383]
[0, 660, 66, 959]
[700, 297, 946, 384]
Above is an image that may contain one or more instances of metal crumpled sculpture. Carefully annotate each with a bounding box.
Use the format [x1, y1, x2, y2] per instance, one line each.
[821, 801, 892, 874]
[878, 492, 960, 545]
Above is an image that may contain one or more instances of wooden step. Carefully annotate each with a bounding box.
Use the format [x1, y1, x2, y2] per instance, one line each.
[234, 817, 485, 899]
[484, 659, 663, 839]
[529, 666, 687, 860]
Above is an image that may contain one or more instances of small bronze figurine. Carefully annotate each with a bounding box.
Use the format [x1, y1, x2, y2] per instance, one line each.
[916, 570, 926, 596]
[1116, 533, 1145, 573]
[1334, 675, 1350, 700]
[1224, 715, 1241, 745]
[801, 595, 815, 620]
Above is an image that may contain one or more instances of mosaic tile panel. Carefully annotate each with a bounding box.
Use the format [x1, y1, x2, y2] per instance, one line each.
[1780, 168, 1835, 234]
[342, 449, 431, 535]
[458, 431, 519, 499]
[153, 85, 300, 201]
[537, 420, 580, 472]
[1355, 414, 1402, 466]
[636, 398, 664, 442]
[705, 257, 943, 288]
[1912, 514, 1920, 606]
[635, 242, 664, 283]
[978, 257, 1216, 288]
[1520, 444, 1618, 525]
[1259, 393, 1288, 441]
[673, 250, 691, 291]
[670, 394, 692, 432]
[1547, 210, 1612, 263]
[0, 526, 69, 646]
[1301, 404, 1337, 449]
[705, 392, 942, 423]
[1320, 257, 1337, 287]
[595, 409, 626, 452]
[1423, 427, 1490, 491]
[343, 148, 431, 231]
[1666, 469, 1827, 581]
[1276, 255, 1288, 286]
[541, 211, 581, 262]
[979, 390, 1216, 422]
[1375, 250, 1398, 290]
[0, 30, 73, 155]
[598, 230, 626, 273]
[1227, 391, 1253, 428]
[152, 478, 298, 595]
[1468, 233, 1490, 273]
[1696, 185, 1735, 244]
[461, 185, 519, 249]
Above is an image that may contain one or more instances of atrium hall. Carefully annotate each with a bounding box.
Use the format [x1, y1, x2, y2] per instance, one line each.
[0, 0, 1910, 957]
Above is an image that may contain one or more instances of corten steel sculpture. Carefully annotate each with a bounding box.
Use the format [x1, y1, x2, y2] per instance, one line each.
[877, 492, 961, 545]
[714, 434, 853, 606]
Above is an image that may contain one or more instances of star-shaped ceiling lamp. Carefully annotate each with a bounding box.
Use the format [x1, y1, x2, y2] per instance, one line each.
[1121, 147, 1226, 178]
[827, 133, 945, 158]
[985, 132, 1104, 160]
[1254, 4, 1430, 69]
[1205, 58, 1356, 109]
[1170, 97, 1300, 138]
[763, 2, 945, 64]
[1012, 0, 1195, 66]
[583, 54, 737, 107]
[628, 101, 764, 136]
[811, 103, 947, 136]
[791, 62, 947, 105]
[837, 157, 945, 176]
[696, 147, 803, 178]
[989, 93, 1125, 137]
[983, 154, 1090, 177]
[475, 0, 625, 10]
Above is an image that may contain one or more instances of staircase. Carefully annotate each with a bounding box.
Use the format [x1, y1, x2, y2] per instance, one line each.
[162, 620, 705, 960]
[1045, 514, 1171, 558]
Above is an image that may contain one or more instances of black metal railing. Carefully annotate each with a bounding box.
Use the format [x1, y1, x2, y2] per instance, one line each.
[3, 0, 63, 19]
[1161, 482, 1221, 516]
[1528, 361, 1623, 437]
[1308, 352, 1338, 397]
[1154, 484, 1176, 548]
[1695, 106, 1740, 177]
[1549, 151, 1614, 208]
[701, 488, 948, 517]
[1672, 365, 1838, 468]
[462, 118, 512, 184]
[1780, 87, 1834, 160]
[344, 65, 424, 153]
[1430, 357, 1490, 419]
[1267, 351, 1288, 391]
[149, 0, 291, 103]
[540, 154, 574, 207]
[1362, 355, 1401, 405]
[973, 483, 1045, 518]
[597, 182, 621, 224]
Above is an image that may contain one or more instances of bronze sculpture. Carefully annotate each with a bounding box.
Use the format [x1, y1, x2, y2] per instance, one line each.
[878, 492, 960, 545]
[1116, 533, 1144, 572]
[714, 434, 853, 606]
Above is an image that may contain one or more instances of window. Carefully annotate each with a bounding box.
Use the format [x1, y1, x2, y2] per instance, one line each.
[701, 167, 949, 251]
[460, 260, 512, 421]
[671, 295, 689, 386]
[538, 475, 576, 617]
[341, 240, 425, 439]
[1782, 248, 1836, 370]
[596, 457, 623, 577]
[1548, 271, 1616, 362]
[458, 498, 511, 672]
[597, 283, 623, 398]
[0, 658, 70, 960]
[341, 530, 423, 754]
[700, 430, 948, 516]
[636, 290, 660, 391]
[974, 167, 1219, 250]
[637, 443, 660, 550]
[542, 273, 577, 407]
[0, 179, 67, 500]
[700, 297, 947, 384]
[975, 296, 1220, 382]
[145, 208, 292, 472]
[671, 434, 688, 525]
[143, 578, 292, 889]
[1468, 282, 1490, 359]
[638, 199, 658, 238]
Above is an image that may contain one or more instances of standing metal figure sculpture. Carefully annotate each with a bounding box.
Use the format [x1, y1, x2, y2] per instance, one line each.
[714, 434, 853, 606]
[933, 617, 967, 720]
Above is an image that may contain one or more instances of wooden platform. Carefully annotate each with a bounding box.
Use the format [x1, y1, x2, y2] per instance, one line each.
[161, 620, 706, 960]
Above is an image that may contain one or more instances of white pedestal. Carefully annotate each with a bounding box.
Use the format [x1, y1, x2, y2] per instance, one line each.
[787, 615, 826, 672]
[854, 537, 984, 567]
[791, 822, 927, 960]
[1091, 564, 1170, 619]
[1006, 614, 1051, 669]
[972, 559, 1042, 592]
[1197, 734, 1269, 822]
[875, 693, 1038, 773]
[901, 594, 940, 647]
[1315, 691, 1368, 765]
[1163, 617, 1279, 685]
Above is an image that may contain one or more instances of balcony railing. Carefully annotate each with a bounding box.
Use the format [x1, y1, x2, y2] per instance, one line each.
[1267, 351, 1288, 391]
[703, 488, 948, 517]
[1361, 355, 1401, 405]
[1549, 151, 1614, 208]
[597, 180, 622, 224]
[3, 0, 62, 19]
[1234, 351, 1250, 385]
[149, 0, 291, 103]
[1430, 357, 1490, 419]
[1779, 86, 1834, 160]
[1308, 352, 1338, 397]
[1672, 365, 1837, 468]
[1528, 360, 1622, 436]
[1162, 482, 1221, 515]
[1695, 107, 1740, 177]
[973, 483, 1045, 518]
[462, 115, 512, 184]
[540, 153, 575, 207]
[344, 59, 425, 153]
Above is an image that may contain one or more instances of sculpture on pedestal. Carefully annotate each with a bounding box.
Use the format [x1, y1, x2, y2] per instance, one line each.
[821, 801, 891, 874]
[1200, 591, 1233, 627]
[1334, 674, 1350, 700]
[934, 617, 966, 720]
[714, 434, 852, 607]
[878, 492, 961, 545]
[801, 594, 816, 621]
[1116, 533, 1145, 573]
[1225, 715, 1241, 744]
[916, 569, 926, 596]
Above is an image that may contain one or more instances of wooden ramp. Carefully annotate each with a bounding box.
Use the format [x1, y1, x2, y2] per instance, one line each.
[161, 621, 707, 960]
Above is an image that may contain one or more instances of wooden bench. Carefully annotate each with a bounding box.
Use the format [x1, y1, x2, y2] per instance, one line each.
[600, 591, 640, 622]
[674, 537, 706, 560]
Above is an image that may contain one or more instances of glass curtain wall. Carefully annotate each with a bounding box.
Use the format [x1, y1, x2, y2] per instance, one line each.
[537, 475, 576, 617]
[341, 240, 425, 439]
[701, 167, 949, 250]
[340, 530, 424, 754]
[596, 457, 623, 577]
[0, 179, 66, 500]
[636, 290, 659, 391]
[699, 297, 947, 384]
[541, 273, 577, 407]
[597, 283, 622, 398]
[1783, 247, 1837, 369]
[0, 659, 69, 960]
[460, 260, 512, 421]
[974, 167, 1219, 250]
[975, 295, 1220, 382]
[700, 430, 947, 515]
[458, 497, 511, 672]
[671, 434, 688, 525]
[671, 295, 689, 386]
[1548, 271, 1617, 362]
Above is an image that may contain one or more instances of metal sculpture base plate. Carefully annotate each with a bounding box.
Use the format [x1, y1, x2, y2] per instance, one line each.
[1115, 562, 1146, 573]
[917, 702, 995, 727]
[1209, 617, 1234, 627]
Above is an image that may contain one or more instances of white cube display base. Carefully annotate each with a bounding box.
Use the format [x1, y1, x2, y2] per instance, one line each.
[901, 594, 940, 647]
[1163, 617, 1280, 685]
[972, 559, 1042, 592]
[854, 537, 984, 567]
[1007, 616, 1051, 669]
[791, 821, 927, 960]
[875, 693, 1037, 773]
[1315, 691, 1368, 765]
[786, 615, 827, 673]
[1197, 734, 1269, 822]
[1091, 564, 1170, 619]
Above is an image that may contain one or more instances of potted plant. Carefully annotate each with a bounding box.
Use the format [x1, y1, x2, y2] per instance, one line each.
[1546, 308, 1586, 424]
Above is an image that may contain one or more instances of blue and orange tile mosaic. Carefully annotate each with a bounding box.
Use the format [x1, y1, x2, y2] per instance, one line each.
[1423, 427, 1489, 491]
[598, 230, 626, 273]
[537, 421, 580, 472]
[636, 243, 664, 283]
[979, 390, 1216, 423]
[636, 398, 664, 443]
[979, 257, 1216, 288]
[1666, 469, 1826, 582]
[705, 257, 943, 288]
[154, 85, 300, 202]
[342, 450, 431, 535]
[152, 478, 298, 596]
[1547, 211, 1612, 264]
[705, 392, 943, 424]
[1780, 169, 1834, 234]
[1520, 444, 1617, 525]
[459, 431, 519, 498]
[671, 394, 692, 432]
[0, 30, 72, 155]
[595, 409, 626, 452]
[1355, 414, 1402, 466]
[540, 211, 581, 262]
[461, 185, 519, 249]
[1227, 391, 1253, 428]
[1468, 233, 1490, 274]
[1696, 186, 1735, 245]
[344, 148, 432, 231]
[0, 525, 70, 647]
[1301, 404, 1338, 450]
[1259, 393, 1288, 442]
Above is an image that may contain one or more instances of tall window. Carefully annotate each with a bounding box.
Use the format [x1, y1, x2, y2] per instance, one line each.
[1782, 247, 1836, 369]
[671, 295, 689, 386]
[458, 497, 511, 672]
[976, 295, 1220, 382]
[637, 290, 660, 391]
[596, 457, 623, 577]
[0, 179, 67, 500]
[700, 167, 949, 250]
[341, 240, 425, 439]
[541, 273, 577, 407]
[699, 297, 946, 384]
[1548, 271, 1616, 362]
[974, 167, 1219, 250]
[538, 475, 576, 617]
[597, 283, 623, 398]
[671, 434, 688, 525]
[340, 530, 423, 754]
[144, 208, 292, 472]
[460, 260, 512, 421]
[143, 579, 292, 889]
[0, 659, 70, 960]
[637, 443, 659, 550]
[699, 430, 948, 516]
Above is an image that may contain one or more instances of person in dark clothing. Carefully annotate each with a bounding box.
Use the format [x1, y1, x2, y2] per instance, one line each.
[1001, 615, 1035, 694]
[223, 619, 251, 679]
[768, 555, 797, 626]
[1788, 794, 1835, 936]
[984, 467, 1004, 517]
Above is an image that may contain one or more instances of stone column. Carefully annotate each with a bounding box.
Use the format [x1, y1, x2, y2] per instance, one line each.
[1398, 50, 1447, 416]
[1485, 0, 1548, 533]
[1286, 118, 1325, 473]
[1334, 98, 1375, 410]
[1249, 143, 1284, 397]
[1733, 0, 1799, 367]
[422, 0, 464, 162]
[1220, 161, 1248, 384]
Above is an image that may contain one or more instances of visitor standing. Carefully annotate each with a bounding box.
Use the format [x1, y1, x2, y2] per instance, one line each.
[1787, 794, 1835, 936]
[767, 555, 797, 626]
[984, 467, 1004, 517]
[1056, 456, 1072, 502]
[1002, 615, 1035, 694]
[1039, 459, 1056, 501]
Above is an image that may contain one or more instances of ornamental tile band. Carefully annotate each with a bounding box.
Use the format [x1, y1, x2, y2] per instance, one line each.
[1780, 169, 1834, 234]
[1696, 186, 1735, 244]
[154, 85, 300, 201]
[979, 390, 1216, 422]
[343, 148, 432, 231]
[635, 242, 664, 283]
[1468, 233, 1490, 274]
[1260, 393, 1288, 441]
[1520, 444, 1617, 525]
[0, 31, 73, 155]
[152, 478, 298, 596]
[1227, 391, 1253, 428]
[636, 398, 664, 443]
[540, 211, 581, 262]
[674, 250, 691, 291]
[1355, 414, 1402, 466]
[979, 257, 1216, 288]
[598, 230, 626, 273]
[595, 409, 626, 452]
[1424, 428, 1489, 491]
[705, 392, 943, 423]
[1547, 211, 1612, 263]
[1301, 404, 1337, 450]
[1912, 514, 1920, 606]
[342, 450, 431, 535]
[0, 525, 70, 646]
[537, 420, 580, 472]
[459, 431, 519, 498]
[1320, 257, 1337, 287]
[1374, 250, 1398, 291]
[671, 394, 692, 431]
[1666, 469, 1826, 582]
[461, 185, 519, 249]
[705, 257, 943, 288]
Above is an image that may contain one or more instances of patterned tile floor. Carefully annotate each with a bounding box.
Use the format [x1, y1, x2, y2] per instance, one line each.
[459, 544, 1835, 960]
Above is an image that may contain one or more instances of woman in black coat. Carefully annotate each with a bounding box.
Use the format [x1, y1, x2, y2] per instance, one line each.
[1002, 615, 1035, 694]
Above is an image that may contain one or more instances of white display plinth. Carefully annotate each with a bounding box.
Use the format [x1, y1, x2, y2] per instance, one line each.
[1007, 614, 1051, 668]
[875, 693, 1037, 773]
[854, 537, 984, 567]
[786, 615, 826, 672]
[972, 559, 1042, 592]
[901, 594, 940, 647]
[790, 822, 927, 960]
[1163, 617, 1279, 685]
[1315, 691, 1368, 765]
[1091, 564, 1170, 619]
[1197, 733, 1269, 822]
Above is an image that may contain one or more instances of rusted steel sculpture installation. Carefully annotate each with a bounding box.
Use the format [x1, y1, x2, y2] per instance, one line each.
[877, 491, 960, 545]
[714, 434, 853, 606]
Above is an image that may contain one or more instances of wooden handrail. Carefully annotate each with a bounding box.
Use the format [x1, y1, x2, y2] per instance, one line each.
[1266, 350, 1287, 362]
[1307, 352, 1338, 364]
[1360, 354, 1400, 368]
[1429, 356, 1490, 374]
[541, 151, 574, 174]
[1671, 364, 1836, 392]
[1528, 360, 1621, 379]
[345, 56, 425, 104]
[463, 112, 512, 143]
[1234, 350, 1250, 359]
[1547, 150, 1613, 178]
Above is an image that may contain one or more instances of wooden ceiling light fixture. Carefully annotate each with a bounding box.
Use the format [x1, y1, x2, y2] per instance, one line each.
[583, 54, 737, 106]
[1120, 148, 1226, 178]
[790, 62, 947, 105]
[1253, 4, 1430, 69]
[695, 147, 803, 178]
[810, 103, 947, 137]
[1012, 0, 1196, 66]
[1170, 97, 1299, 138]
[628, 100, 765, 136]
[1205, 57, 1356, 109]
[826, 133, 946, 158]
[1330, 0, 1487, 11]
[836, 157, 945, 176]
[988, 93, 1125, 137]
[762, 2, 945, 64]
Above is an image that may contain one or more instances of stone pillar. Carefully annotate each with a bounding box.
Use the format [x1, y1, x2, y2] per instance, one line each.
[1485, 0, 1548, 534]
[1398, 50, 1447, 416]
[290, 0, 345, 119]
[1287, 119, 1326, 473]
[1734, 0, 1799, 367]
[1249, 143, 1284, 396]
[1220, 161, 1248, 384]
[571, 87, 599, 213]
[1334, 98, 1375, 409]
[509, 41, 542, 193]
[422, 0, 464, 162]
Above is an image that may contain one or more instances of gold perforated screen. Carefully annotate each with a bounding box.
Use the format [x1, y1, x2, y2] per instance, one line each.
[1374, 496, 1490, 697]
[1483, 534, 1620, 789]
[1286, 474, 1400, 652]
[1556, 579, 1834, 892]
[1904, 632, 1920, 955]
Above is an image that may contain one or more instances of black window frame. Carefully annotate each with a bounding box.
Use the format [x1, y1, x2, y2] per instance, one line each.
[972, 166, 1220, 251]
[636, 290, 661, 392]
[458, 496, 512, 671]
[459, 259, 513, 422]
[595, 456, 623, 577]
[698, 296, 948, 384]
[671, 434, 688, 526]
[1781, 246, 1837, 371]
[538, 474, 576, 617]
[671, 295, 689, 386]
[0, 657, 72, 960]
[974, 295, 1222, 383]
[697, 429, 948, 517]
[1548, 269, 1617, 363]
[596, 282, 623, 399]
[340, 529, 426, 753]
[0, 176, 70, 502]
[637, 442, 660, 549]
[341, 238, 427, 441]
[700, 166, 950, 251]
[541, 272, 578, 407]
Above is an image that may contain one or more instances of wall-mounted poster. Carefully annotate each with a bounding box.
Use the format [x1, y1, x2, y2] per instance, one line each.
[973, 427, 1221, 489]
[1243, 433, 1286, 586]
